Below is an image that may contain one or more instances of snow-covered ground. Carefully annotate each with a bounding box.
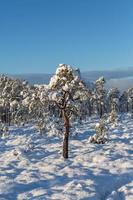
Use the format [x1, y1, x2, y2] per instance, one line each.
[0, 115, 133, 200]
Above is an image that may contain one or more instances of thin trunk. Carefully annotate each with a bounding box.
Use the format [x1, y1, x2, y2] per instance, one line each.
[88, 100, 92, 117]
[127, 102, 129, 113]
[99, 104, 103, 118]
[62, 110, 69, 159]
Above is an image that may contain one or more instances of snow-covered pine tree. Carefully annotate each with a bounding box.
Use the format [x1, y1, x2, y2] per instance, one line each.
[48, 64, 88, 159]
[95, 77, 106, 118]
[119, 91, 128, 113]
[89, 119, 108, 144]
[127, 88, 133, 115]
[107, 87, 120, 113]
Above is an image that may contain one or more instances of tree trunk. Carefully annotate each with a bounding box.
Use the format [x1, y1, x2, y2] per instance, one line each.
[88, 100, 92, 117]
[99, 104, 103, 118]
[127, 102, 129, 113]
[62, 110, 69, 159]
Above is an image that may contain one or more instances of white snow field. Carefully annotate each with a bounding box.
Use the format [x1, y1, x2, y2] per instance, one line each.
[0, 114, 133, 200]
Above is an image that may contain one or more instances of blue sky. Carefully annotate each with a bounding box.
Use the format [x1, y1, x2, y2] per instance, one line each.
[0, 0, 133, 74]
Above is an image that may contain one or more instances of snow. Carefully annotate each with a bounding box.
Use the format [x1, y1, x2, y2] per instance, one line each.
[0, 115, 133, 199]
[49, 75, 59, 88]
[62, 83, 69, 92]
[50, 91, 62, 101]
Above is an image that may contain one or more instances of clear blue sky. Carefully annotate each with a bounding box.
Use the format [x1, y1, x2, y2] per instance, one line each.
[0, 0, 133, 74]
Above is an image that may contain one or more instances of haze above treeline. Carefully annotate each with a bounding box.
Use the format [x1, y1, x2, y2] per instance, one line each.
[1, 67, 132, 92]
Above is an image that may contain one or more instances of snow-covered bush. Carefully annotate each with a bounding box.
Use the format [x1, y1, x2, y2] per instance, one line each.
[89, 120, 108, 144]
[108, 110, 118, 124]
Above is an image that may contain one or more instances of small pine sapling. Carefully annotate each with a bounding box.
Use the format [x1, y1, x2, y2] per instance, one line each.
[109, 109, 117, 124]
[89, 120, 108, 144]
[2, 125, 9, 137]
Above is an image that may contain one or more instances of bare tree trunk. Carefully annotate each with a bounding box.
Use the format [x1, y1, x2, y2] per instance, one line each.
[62, 110, 69, 159]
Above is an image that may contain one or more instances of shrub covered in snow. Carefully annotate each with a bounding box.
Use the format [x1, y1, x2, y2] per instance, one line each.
[108, 110, 118, 124]
[89, 120, 108, 144]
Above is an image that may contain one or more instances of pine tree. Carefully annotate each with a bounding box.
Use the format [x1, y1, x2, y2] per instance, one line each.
[95, 77, 106, 118]
[49, 64, 88, 158]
